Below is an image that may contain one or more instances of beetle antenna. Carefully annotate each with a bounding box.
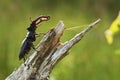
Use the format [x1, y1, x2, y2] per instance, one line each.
[29, 17, 32, 22]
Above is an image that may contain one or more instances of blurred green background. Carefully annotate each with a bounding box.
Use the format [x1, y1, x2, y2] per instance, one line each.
[0, 0, 120, 80]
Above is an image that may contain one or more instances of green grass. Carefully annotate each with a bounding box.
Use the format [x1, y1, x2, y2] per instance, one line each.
[0, 1, 120, 80]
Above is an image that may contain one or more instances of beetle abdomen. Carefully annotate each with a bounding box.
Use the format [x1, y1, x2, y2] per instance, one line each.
[19, 40, 32, 60]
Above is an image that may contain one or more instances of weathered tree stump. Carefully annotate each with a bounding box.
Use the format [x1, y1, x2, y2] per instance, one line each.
[6, 19, 101, 80]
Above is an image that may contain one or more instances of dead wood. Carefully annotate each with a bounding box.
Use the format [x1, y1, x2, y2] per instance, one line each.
[6, 19, 101, 80]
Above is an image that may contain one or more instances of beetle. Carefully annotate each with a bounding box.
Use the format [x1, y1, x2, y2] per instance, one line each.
[19, 16, 50, 62]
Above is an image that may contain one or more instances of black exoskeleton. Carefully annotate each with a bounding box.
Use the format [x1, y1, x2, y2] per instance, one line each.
[19, 16, 50, 62]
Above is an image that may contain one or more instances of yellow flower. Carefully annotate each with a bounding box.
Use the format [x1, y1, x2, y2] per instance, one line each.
[105, 11, 120, 44]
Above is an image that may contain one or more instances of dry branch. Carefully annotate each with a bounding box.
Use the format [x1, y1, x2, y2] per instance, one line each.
[6, 19, 101, 80]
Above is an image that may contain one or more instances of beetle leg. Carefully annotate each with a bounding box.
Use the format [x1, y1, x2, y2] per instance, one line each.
[35, 32, 45, 37]
[32, 44, 39, 52]
[24, 57, 26, 66]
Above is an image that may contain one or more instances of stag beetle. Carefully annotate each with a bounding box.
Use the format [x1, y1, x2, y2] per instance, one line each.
[19, 16, 50, 62]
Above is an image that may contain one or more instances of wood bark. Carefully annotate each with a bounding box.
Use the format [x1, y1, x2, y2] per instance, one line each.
[6, 19, 101, 80]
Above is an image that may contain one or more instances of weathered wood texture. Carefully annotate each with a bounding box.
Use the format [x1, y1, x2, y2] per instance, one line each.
[6, 19, 101, 80]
